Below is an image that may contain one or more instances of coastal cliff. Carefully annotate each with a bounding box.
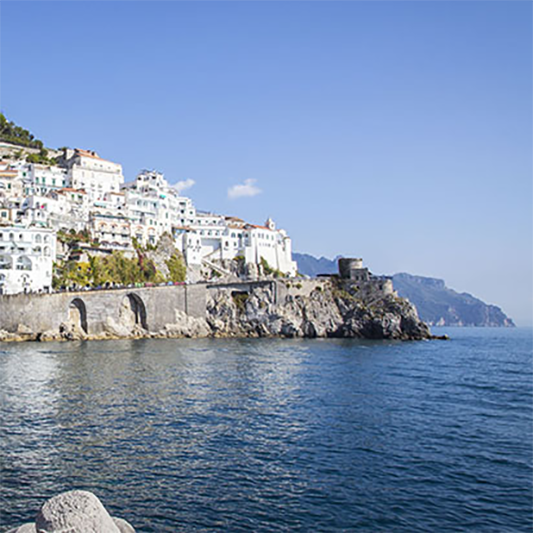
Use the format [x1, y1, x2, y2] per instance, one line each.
[391, 273, 515, 327]
[207, 277, 430, 340]
[0, 276, 431, 342]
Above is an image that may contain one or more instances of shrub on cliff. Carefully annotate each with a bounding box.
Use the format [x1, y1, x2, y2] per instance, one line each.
[260, 256, 285, 278]
[165, 253, 186, 282]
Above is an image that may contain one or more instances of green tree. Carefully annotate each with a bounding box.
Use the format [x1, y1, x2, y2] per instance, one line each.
[166, 253, 186, 282]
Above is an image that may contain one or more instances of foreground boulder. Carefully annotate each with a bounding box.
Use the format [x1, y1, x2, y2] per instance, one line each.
[6, 490, 135, 533]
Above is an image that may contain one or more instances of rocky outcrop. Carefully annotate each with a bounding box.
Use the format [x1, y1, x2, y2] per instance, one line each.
[6, 490, 135, 533]
[144, 232, 185, 280]
[207, 278, 431, 340]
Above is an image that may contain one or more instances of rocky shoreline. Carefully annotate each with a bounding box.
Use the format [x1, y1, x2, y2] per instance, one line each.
[0, 276, 440, 343]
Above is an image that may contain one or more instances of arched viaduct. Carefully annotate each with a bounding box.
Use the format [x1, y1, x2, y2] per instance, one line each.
[0, 284, 207, 335]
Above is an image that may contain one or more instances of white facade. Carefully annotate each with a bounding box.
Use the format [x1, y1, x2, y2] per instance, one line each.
[175, 214, 297, 276]
[89, 210, 131, 249]
[123, 170, 196, 245]
[20, 188, 89, 231]
[0, 153, 299, 291]
[0, 226, 56, 294]
[24, 163, 70, 196]
[0, 166, 23, 201]
[67, 149, 124, 202]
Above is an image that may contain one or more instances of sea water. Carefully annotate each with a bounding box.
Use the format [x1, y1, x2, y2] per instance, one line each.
[0, 328, 531, 532]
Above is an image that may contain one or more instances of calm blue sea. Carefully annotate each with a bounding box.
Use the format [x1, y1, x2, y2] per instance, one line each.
[0, 328, 531, 532]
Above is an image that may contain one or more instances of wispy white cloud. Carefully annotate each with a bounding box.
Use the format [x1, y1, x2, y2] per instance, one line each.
[228, 179, 262, 200]
[174, 178, 195, 194]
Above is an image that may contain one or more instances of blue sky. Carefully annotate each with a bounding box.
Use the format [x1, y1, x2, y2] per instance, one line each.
[1, 1, 531, 325]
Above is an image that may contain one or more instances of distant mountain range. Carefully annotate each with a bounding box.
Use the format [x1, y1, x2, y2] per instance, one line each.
[293, 253, 515, 327]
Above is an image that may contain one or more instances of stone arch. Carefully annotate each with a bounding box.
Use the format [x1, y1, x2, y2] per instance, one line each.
[119, 293, 147, 330]
[69, 298, 88, 333]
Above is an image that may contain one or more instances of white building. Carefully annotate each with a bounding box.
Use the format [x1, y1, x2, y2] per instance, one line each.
[123, 169, 196, 245]
[89, 210, 131, 249]
[0, 152, 299, 289]
[243, 218, 296, 275]
[24, 163, 70, 196]
[66, 148, 124, 202]
[0, 226, 56, 294]
[20, 188, 89, 231]
[175, 214, 297, 276]
[0, 165, 23, 201]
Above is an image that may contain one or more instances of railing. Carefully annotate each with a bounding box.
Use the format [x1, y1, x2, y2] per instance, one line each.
[51, 281, 187, 294]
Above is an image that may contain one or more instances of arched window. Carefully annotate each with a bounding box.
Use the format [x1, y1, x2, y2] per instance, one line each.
[35, 234, 42, 243]
[44, 235, 50, 243]
[34, 246, 42, 254]
[9, 233, 14, 241]
[44, 246, 50, 256]
[16, 256, 32, 271]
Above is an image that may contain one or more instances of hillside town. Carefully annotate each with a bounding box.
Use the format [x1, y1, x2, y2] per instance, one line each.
[0, 142, 297, 294]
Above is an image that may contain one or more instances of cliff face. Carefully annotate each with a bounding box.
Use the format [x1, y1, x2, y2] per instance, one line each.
[0, 278, 431, 342]
[207, 278, 431, 340]
[392, 273, 515, 327]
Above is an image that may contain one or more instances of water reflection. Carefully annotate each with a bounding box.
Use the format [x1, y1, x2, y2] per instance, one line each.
[1, 333, 531, 532]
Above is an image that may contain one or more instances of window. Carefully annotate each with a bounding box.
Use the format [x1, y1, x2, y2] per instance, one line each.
[0, 255, 12, 269]
[16, 256, 32, 271]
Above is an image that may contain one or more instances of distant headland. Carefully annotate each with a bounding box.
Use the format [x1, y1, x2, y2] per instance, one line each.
[293, 253, 515, 327]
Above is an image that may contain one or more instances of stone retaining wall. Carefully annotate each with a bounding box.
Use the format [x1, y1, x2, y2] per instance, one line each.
[0, 284, 206, 335]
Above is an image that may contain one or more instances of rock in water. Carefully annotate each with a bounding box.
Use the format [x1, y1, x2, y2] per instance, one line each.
[35, 490, 121, 532]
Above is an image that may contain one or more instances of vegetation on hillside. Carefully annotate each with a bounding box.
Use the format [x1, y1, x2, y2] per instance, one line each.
[57, 228, 98, 247]
[53, 252, 164, 289]
[166, 253, 187, 282]
[53, 232, 187, 289]
[0, 113, 45, 149]
[26, 148, 58, 165]
[260, 256, 285, 278]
